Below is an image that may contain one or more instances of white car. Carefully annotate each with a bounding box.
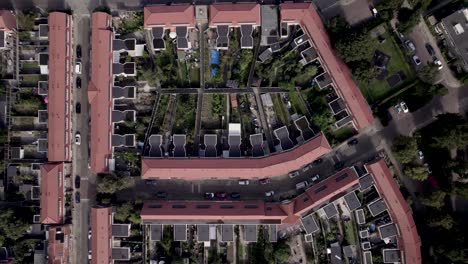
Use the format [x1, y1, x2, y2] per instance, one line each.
[75, 133, 81, 145]
[238, 179, 250, 185]
[418, 150, 424, 160]
[296, 181, 309, 190]
[265, 191, 275, 197]
[302, 163, 313, 172]
[434, 59, 443, 70]
[288, 170, 300, 178]
[412, 55, 421, 65]
[311, 174, 320, 182]
[75, 62, 82, 74]
[395, 104, 403, 113]
[400, 101, 409, 113]
[405, 40, 416, 51]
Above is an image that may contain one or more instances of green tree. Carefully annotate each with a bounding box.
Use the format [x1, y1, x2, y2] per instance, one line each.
[417, 64, 439, 84]
[17, 11, 36, 31]
[273, 241, 291, 263]
[96, 173, 130, 194]
[114, 202, 133, 222]
[397, 7, 422, 34]
[452, 183, 468, 198]
[12, 239, 39, 263]
[0, 209, 30, 245]
[327, 16, 349, 35]
[428, 213, 454, 230]
[404, 164, 428, 180]
[392, 136, 418, 164]
[353, 62, 381, 84]
[419, 190, 446, 209]
[335, 32, 378, 62]
[431, 125, 468, 150]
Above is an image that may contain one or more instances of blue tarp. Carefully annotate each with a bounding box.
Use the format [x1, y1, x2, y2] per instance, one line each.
[210, 49, 219, 65]
[211, 67, 218, 77]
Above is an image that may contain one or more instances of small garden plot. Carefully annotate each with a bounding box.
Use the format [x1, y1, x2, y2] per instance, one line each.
[287, 90, 310, 118]
[115, 11, 144, 35]
[271, 93, 291, 127]
[149, 94, 170, 135]
[179, 50, 201, 88]
[20, 61, 40, 75]
[230, 49, 254, 88]
[20, 74, 47, 88]
[173, 94, 197, 142]
[237, 94, 258, 143]
[201, 94, 226, 130]
[12, 89, 46, 116]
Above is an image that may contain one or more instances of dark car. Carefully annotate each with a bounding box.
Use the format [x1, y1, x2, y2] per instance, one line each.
[76, 45, 82, 59]
[156, 191, 167, 198]
[312, 158, 323, 165]
[259, 178, 271, 185]
[425, 43, 435, 57]
[76, 102, 81, 114]
[75, 192, 81, 203]
[347, 138, 358, 146]
[75, 175, 80, 189]
[215, 192, 227, 199]
[334, 161, 345, 171]
[76, 77, 81, 89]
[230, 192, 241, 199]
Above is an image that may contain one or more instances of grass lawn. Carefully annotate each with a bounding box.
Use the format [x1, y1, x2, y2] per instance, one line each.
[288, 90, 310, 118]
[344, 221, 358, 246]
[173, 94, 197, 142]
[271, 94, 290, 126]
[358, 32, 415, 104]
[331, 126, 357, 143]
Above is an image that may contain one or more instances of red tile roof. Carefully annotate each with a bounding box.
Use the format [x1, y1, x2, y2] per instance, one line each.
[47, 225, 71, 264]
[48, 12, 72, 162]
[141, 133, 331, 180]
[144, 5, 195, 28]
[366, 160, 422, 264]
[89, 12, 113, 174]
[0, 10, 16, 31]
[209, 4, 260, 27]
[280, 3, 374, 130]
[91, 207, 113, 264]
[40, 163, 65, 224]
[141, 167, 359, 223]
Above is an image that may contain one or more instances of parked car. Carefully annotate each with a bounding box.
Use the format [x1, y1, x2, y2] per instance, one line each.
[76, 77, 81, 89]
[302, 163, 313, 172]
[75, 192, 80, 203]
[145, 180, 157, 185]
[204, 192, 214, 199]
[76, 45, 82, 59]
[75, 62, 82, 74]
[312, 158, 323, 165]
[418, 150, 424, 160]
[412, 55, 421, 65]
[395, 104, 403, 113]
[405, 40, 416, 51]
[215, 192, 227, 199]
[265, 191, 275, 197]
[156, 191, 167, 198]
[288, 170, 300, 178]
[425, 43, 435, 56]
[311, 174, 320, 182]
[238, 179, 250, 185]
[400, 101, 409, 113]
[75, 132, 81, 145]
[230, 192, 241, 199]
[259, 178, 271, 185]
[76, 102, 81, 114]
[370, 6, 378, 17]
[75, 175, 80, 189]
[434, 59, 443, 70]
[296, 180, 309, 190]
[347, 138, 359, 146]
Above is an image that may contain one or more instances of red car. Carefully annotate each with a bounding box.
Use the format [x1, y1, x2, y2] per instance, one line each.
[215, 192, 227, 199]
[259, 178, 271, 185]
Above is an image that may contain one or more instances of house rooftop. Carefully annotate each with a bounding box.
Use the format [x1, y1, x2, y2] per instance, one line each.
[0, 10, 16, 32]
[209, 4, 261, 27]
[40, 163, 65, 224]
[144, 5, 195, 28]
[47, 225, 71, 264]
[440, 9, 468, 67]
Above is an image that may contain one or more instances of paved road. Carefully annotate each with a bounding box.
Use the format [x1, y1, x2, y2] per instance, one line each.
[157, 87, 289, 94]
[71, 14, 93, 264]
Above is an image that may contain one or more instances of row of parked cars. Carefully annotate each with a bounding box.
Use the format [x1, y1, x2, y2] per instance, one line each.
[405, 40, 443, 70]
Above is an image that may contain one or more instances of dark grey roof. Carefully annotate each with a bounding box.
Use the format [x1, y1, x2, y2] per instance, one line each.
[323, 203, 339, 219]
[112, 224, 130, 237]
[112, 86, 136, 99]
[217, 25, 229, 36]
[112, 134, 135, 147]
[280, 22, 289, 38]
[38, 110, 48, 123]
[268, 225, 277, 242]
[39, 24, 48, 38]
[173, 135, 186, 157]
[38, 81, 48, 95]
[241, 25, 254, 48]
[244, 225, 257, 242]
[259, 48, 272, 62]
[261, 5, 278, 46]
[329, 98, 346, 114]
[383, 249, 401, 263]
[343, 245, 356, 258]
[204, 135, 217, 158]
[274, 126, 294, 151]
[301, 214, 319, 234]
[250, 133, 264, 157]
[176, 26, 187, 37]
[316, 73, 332, 88]
[149, 135, 163, 158]
[330, 243, 343, 264]
[355, 209, 366, 225]
[114, 39, 136, 51]
[7, 165, 18, 178]
[0, 31, 4, 48]
[39, 53, 48, 66]
[177, 38, 188, 49]
[153, 38, 165, 49]
[343, 191, 361, 211]
[174, 224, 187, 241]
[38, 139, 48, 152]
[294, 116, 315, 141]
[123, 62, 135, 74]
[150, 224, 162, 241]
[112, 110, 125, 123]
[221, 225, 234, 242]
[228, 135, 241, 157]
[368, 199, 387, 217]
[152, 27, 164, 38]
[216, 36, 228, 48]
[112, 247, 130, 260]
[301, 47, 318, 63]
[359, 174, 374, 191]
[197, 225, 210, 242]
[113, 63, 124, 75]
[440, 9, 468, 67]
[378, 223, 398, 239]
[363, 251, 373, 264]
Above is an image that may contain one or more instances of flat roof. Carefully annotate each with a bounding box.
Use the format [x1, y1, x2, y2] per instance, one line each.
[112, 224, 130, 237]
[173, 134, 186, 157]
[383, 249, 401, 263]
[274, 126, 294, 151]
[91, 207, 112, 264]
[142, 132, 331, 180]
[40, 163, 65, 224]
[112, 247, 130, 260]
[378, 223, 398, 240]
[204, 134, 217, 158]
[441, 9, 468, 67]
[197, 225, 210, 242]
[48, 12, 72, 162]
[241, 24, 254, 48]
[150, 224, 162, 241]
[359, 174, 374, 191]
[322, 203, 338, 218]
[250, 133, 264, 157]
[261, 5, 279, 45]
[355, 209, 365, 225]
[294, 116, 315, 141]
[89, 12, 113, 174]
[244, 225, 257, 242]
[221, 225, 234, 241]
[228, 135, 241, 157]
[268, 225, 277, 242]
[366, 160, 422, 264]
[280, 3, 374, 129]
[367, 198, 387, 217]
[144, 5, 195, 28]
[149, 134, 163, 157]
[343, 191, 361, 211]
[301, 214, 319, 234]
[210, 4, 261, 27]
[174, 224, 187, 241]
[363, 251, 373, 264]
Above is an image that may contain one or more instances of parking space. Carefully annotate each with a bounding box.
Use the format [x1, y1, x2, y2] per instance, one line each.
[407, 24, 435, 70]
[340, 0, 373, 26]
